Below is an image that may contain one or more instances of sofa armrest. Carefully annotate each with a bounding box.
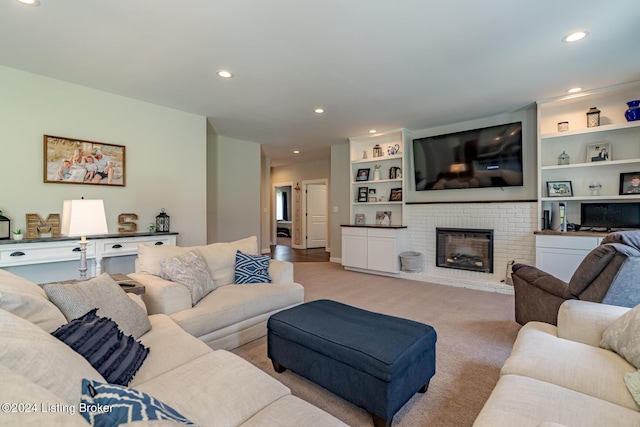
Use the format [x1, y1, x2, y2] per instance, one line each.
[269, 259, 294, 283]
[512, 264, 573, 299]
[557, 300, 630, 346]
[128, 272, 191, 315]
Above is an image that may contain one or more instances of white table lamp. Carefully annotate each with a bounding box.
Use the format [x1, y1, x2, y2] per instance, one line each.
[61, 199, 108, 278]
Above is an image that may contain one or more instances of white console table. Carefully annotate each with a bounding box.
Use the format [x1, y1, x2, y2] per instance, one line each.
[0, 232, 177, 283]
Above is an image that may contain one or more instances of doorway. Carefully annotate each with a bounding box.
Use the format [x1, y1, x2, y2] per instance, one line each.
[274, 183, 293, 247]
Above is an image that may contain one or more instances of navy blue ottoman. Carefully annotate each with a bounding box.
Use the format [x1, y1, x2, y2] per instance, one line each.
[267, 299, 437, 427]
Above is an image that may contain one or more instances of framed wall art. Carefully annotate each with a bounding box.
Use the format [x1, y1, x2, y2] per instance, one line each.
[44, 135, 126, 186]
[619, 172, 640, 195]
[389, 188, 403, 201]
[357, 187, 368, 202]
[547, 180, 573, 197]
[586, 141, 611, 163]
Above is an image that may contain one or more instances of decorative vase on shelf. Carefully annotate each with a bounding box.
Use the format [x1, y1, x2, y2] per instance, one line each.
[373, 165, 381, 181]
[625, 100, 640, 122]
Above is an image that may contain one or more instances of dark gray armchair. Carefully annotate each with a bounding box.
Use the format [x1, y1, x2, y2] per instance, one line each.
[512, 230, 640, 325]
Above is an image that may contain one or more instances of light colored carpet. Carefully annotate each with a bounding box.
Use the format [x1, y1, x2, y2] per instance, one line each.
[232, 262, 520, 427]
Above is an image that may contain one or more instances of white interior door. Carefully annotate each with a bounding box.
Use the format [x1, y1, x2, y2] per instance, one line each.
[306, 183, 327, 248]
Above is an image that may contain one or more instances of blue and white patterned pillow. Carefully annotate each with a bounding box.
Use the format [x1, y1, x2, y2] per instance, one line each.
[52, 308, 149, 386]
[234, 250, 271, 284]
[80, 379, 194, 427]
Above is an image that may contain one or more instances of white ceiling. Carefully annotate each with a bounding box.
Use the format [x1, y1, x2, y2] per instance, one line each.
[2, 1, 639, 166]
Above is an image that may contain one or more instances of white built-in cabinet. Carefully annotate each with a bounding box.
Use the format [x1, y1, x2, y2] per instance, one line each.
[341, 128, 409, 275]
[342, 226, 406, 274]
[535, 81, 640, 275]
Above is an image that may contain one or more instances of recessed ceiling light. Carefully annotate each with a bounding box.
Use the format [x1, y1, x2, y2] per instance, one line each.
[293, 150, 300, 154]
[216, 70, 233, 78]
[567, 87, 583, 94]
[15, 0, 40, 6]
[314, 108, 325, 114]
[562, 31, 589, 43]
[369, 130, 377, 134]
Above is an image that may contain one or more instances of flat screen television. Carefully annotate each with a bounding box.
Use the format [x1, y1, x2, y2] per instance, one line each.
[413, 121, 523, 191]
[580, 202, 640, 231]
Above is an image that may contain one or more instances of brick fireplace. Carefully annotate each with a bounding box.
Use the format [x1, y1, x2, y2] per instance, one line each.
[436, 228, 494, 273]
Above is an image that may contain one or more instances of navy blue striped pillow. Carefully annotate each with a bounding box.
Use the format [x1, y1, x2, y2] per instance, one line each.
[52, 308, 149, 386]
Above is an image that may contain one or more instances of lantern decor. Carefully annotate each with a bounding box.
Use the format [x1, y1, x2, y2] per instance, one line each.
[0, 210, 10, 240]
[586, 107, 601, 128]
[155, 208, 170, 232]
[372, 144, 383, 158]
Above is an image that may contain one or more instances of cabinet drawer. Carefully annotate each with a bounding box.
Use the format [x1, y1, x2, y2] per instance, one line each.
[100, 236, 174, 256]
[341, 227, 368, 237]
[367, 228, 399, 238]
[0, 241, 96, 267]
[536, 235, 600, 250]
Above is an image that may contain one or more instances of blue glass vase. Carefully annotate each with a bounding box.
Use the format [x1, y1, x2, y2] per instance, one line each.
[625, 100, 640, 122]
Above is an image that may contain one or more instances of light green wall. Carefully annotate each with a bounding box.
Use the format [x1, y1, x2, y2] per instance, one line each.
[0, 66, 207, 246]
[206, 134, 262, 244]
[330, 143, 350, 260]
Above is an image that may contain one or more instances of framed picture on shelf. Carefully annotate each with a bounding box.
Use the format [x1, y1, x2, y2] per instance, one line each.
[357, 187, 368, 202]
[619, 172, 640, 195]
[375, 211, 392, 225]
[547, 180, 573, 197]
[586, 141, 611, 163]
[355, 214, 365, 225]
[356, 168, 370, 181]
[389, 187, 402, 201]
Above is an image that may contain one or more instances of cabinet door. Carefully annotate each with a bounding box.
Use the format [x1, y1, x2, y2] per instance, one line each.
[367, 236, 398, 273]
[342, 234, 368, 268]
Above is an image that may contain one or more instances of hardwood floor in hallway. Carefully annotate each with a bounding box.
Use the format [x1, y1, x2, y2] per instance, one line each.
[270, 244, 330, 263]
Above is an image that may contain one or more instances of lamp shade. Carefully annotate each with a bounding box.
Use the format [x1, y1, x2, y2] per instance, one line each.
[61, 199, 108, 237]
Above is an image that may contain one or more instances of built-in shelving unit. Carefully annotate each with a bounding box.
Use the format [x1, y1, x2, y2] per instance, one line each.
[537, 81, 640, 225]
[348, 128, 410, 226]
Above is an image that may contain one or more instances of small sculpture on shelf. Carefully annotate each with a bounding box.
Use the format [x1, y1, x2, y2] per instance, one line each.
[557, 150, 570, 165]
[588, 182, 602, 196]
[586, 107, 600, 128]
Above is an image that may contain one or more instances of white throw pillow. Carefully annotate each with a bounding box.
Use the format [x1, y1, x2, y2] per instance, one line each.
[600, 304, 640, 369]
[160, 250, 215, 305]
[43, 273, 151, 339]
[136, 244, 191, 277]
[0, 269, 67, 332]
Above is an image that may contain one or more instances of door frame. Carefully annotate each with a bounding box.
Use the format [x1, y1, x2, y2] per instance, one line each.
[272, 181, 293, 246]
[297, 178, 329, 250]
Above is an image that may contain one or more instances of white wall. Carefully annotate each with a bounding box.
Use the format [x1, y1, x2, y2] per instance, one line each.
[0, 66, 207, 246]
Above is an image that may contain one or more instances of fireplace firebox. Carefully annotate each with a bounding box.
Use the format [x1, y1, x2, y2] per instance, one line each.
[436, 228, 494, 273]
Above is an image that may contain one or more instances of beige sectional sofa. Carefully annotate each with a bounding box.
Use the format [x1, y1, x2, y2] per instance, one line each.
[474, 300, 640, 427]
[0, 268, 346, 426]
[129, 236, 304, 350]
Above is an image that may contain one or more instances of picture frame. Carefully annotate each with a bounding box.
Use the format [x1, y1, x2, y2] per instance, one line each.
[355, 214, 365, 225]
[375, 211, 392, 225]
[356, 168, 370, 181]
[619, 172, 640, 195]
[546, 180, 573, 197]
[389, 187, 403, 201]
[357, 187, 369, 202]
[586, 141, 611, 163]
[44, 135, 126, 186]
[368, 197, 378, 202]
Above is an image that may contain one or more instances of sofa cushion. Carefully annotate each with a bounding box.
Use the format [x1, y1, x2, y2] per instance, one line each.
[0, 269, 67, 332]
[130, 314, 212, 387]
[137, 244, 192, 277]
[240, 395, 348, 427]
[80, 379, 194, 426]
[197, 236, 259, 287]
[169, 283, 304, 340]
[160, 249, 215, 305]
[600, 303, 640, 369]
[52, 308, 149, 386]
[133, 350, 290, 427]
[43, 273, 151, 339]
[0, 308, 104, 406]
[234, 250, 271, 284]
[501, 321, 638, 410]
[473, 374, 640, 427]
[0, 364, 89, 427]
